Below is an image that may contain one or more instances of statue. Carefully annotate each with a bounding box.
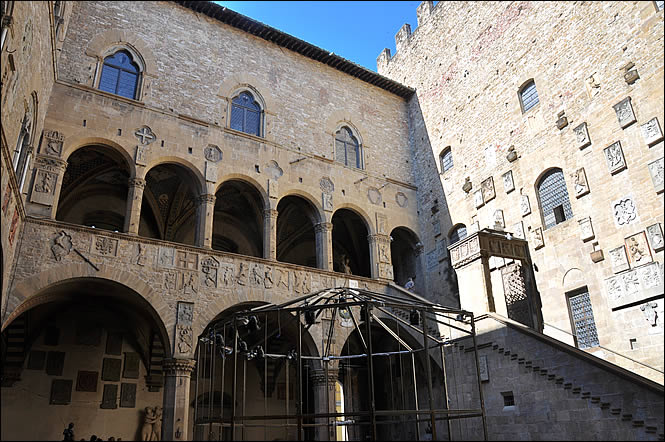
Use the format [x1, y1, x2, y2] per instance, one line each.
[341, 255, 352, 275]
[153, 406, 162, 441]
[141, 407, 157, 441]
[63, 422, 75, 441]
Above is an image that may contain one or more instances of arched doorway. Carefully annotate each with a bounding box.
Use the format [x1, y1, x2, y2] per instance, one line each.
[276, 196, 319, 269]
[212, 180, 264, 257]
[56, 145, 131, 232]
[0, 278, 170, 441]
[139, 163, 201, 246]
[390, 227, 423, 290]
[332, 209, 370, 278]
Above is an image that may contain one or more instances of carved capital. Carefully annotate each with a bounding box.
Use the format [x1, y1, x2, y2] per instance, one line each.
[162, 358, 197, 376]
[314, 222, 333, 234]
[263, 209, 279, 219]
[197, 194, 216, 205]
[309, 368, 339, 387]
[128, 178, 146, 189]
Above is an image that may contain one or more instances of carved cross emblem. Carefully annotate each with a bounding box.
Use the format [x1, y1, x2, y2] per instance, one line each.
[134, 126, 156, 145]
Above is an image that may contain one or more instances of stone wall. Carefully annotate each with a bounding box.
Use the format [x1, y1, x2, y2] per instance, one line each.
[379, 1, 664, 370]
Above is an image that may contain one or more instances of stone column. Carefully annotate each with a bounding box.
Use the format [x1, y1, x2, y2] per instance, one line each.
[263, 208, 278, 260]
[162, 358, 197, 441]
[315, 222, 333, 270]
[123, 178, 146, 234]
[25, 156, 67, 219]
[195, 194, 216, 249]
[368, 234, 393, 280]
[310, 367, 338, 441]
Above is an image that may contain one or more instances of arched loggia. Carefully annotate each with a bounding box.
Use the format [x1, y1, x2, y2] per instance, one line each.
[55, 145, 131, 232]
[276, 195, 318, 269]
[139, 163, 201, 246]
[332, 209, 370, 278]
[212, 180, 264, 257]
[390, 227, 423, 289]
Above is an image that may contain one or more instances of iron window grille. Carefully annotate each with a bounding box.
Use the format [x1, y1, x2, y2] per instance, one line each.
[440, 148, 453, 173]
[449, 225, 467, 245]
[537, 169, 573, 229]
[568, 290, 600, 350]
[519, 80, 539, 113]
[335, 127, 362, 169]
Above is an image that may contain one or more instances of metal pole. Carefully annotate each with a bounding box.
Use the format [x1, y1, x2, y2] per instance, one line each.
[231, 321, 238, 440]
[421, 311, 437, 441]
[297, 309, 303, 441]
[471, 316, 488, 441]
[209, 330, 214, 439]
[220, 324, 226, 441]
[439, 345, 452, 441]
[286, 352, 290, 441]
[365, 303, 377, 440]
[264, 313, 268, 442]
[411, 352, 420, 441]
[243, 358, 247, 441]
[195, 333, 202, 439]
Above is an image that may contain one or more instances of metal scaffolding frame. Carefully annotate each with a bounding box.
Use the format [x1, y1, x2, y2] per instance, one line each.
[193, 287, 488, 441]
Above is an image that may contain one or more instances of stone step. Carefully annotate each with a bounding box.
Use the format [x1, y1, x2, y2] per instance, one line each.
[632, 420, 644, 427]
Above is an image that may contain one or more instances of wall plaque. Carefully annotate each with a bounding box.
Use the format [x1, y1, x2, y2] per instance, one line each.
[123, 352, 140, 379]
[648, 157, 664, 193]
[641, 117, 663, 146]
[46, 351, 65, 376]
[76, 371, 98, 392]
[502, 171, 515, 193]
[625, 232, 652, 267]
[609, 245, 630, 274]
[613, 97, 636, 129]
[120, 383, 137, 408]
[573, 122, 591, 149]
[604, 141, 626, 174]
[27, 350, 46, 370]
[100, 384, 118, 409]
[50, 379, 73, 405]
[102, 358, 122, 382]
[646, 223, 664, 252]
[105, 332, 123, 355]
[612, 196, 639, 227]
[572, 168, 590, 198]
[520, 195, 531, 217]
[481, 176, 495, 203]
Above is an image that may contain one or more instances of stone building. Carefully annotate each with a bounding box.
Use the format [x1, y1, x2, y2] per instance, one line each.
[1, 1, 663, 441]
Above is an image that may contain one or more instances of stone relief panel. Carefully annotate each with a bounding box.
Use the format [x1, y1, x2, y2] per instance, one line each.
[625, 232, 652, 267]
[376, 213, 387, 235]
[176, 301, 194, 356]
[220, 264, 235, 288]
[320, 177, 334, 194]
[481, 177, 495, 203]
[30, 170, 58, 205]
[42, 130, 64, 157]
[157, 246, 175, 268]
[531, 227, 544, 250]
[134, 126, 156, 145]
[135, 145, 147, 166]
[379, 262, 394, 280]
[90, 235, 118, 257]
[493, 210, 505, 229]
[605, 262, 663, 309]
[395, 192, 408, 208]
[322, 192, 333, 212]
[201, 256, 219, 288]
[511, 221, 525, 240]
[205, 161, 217, 183]
[640, 301, 659, 327]
[572, 167, 590, 198]
[268, 179, 279, 200]
[293, 271, 311, 294]
[612, 97, 636, 129]
[367, 187, 382, 205]
[641, 117, 663, 146]
[604, 142, 626, 174]
[204, 144, 222, 162]
[474, 189, 484, 209]
[176, 250, 198, 270]
[502, 171, 515, 194]
[573, 122, 591, 149]
[648, 157, 664, 193]
[609, 245, 630, 273]
[612, 196, 639, 228]
[51, 231, 73, 261]
[646, 223, 664, 252]
[266, 160, 283, 180]
[520, 195, 531, 217]
[578, 217, 594, 242]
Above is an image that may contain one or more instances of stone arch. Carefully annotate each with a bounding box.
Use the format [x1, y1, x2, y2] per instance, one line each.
[215, 173, 269, 210]
[333, 203, 374, 236]
[62, 134, 136, 179]
[447, 223, 468, 243]
[324, 110, 368, 147]
[390, 226, 424, 288]
[562, 268, 585, 292]
[277, 189, 325, 225]
[144, 156, 206, 194]
[2, 263, 173, 355]
[217, 73, 276, 111]
[85, 29, 158, 77]
[534, 167, 574, 230]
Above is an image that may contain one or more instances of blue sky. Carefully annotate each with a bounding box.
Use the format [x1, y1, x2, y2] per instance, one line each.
[213, 1, 423, 71]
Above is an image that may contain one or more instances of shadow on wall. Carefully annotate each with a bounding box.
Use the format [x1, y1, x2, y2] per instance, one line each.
[408, 96, 458, 308]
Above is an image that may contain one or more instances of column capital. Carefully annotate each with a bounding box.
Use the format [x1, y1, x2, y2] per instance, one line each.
[197, 194, 216, 205]
[263, 208, 279, 219]
[128, 178, 146, 189]
[163, 358, 197, 376]
[309, 368, 339, 387]
[314, 222, 333, 233]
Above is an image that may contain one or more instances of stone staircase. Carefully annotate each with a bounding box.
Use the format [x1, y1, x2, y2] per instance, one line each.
[445, 314, 664, 441]
[1, 316, 26, 387]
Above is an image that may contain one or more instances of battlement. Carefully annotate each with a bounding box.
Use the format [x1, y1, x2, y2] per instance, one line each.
[377, 1, 435, 72]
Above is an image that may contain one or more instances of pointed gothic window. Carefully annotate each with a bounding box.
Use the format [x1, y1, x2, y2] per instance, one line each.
[99, 50, 140, 100]
[335, 127, 362, 169]
[230, 91, 262, 137]
[537, 168, 573, 229]
[519, 80, 539, 113]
